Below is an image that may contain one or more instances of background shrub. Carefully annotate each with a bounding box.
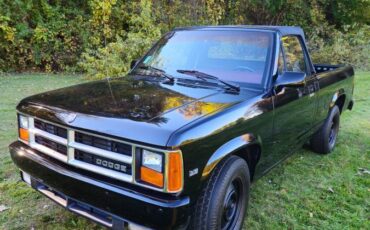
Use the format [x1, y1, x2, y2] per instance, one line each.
[309, 25, 370, 70]
[0, 0, 369, 77]
[0, 0, 90, 72]
[79, 0, 161, 79]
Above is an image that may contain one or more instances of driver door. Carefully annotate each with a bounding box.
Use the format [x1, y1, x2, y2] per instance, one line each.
[272, 36, 318, 157]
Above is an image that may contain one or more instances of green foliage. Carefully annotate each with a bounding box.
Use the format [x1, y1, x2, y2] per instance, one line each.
[309, 25, 370, 70]
[0, 15, 15, 69]
[0, 0, 369, 74]
[79, 0, 161, 79]
[0, 0, 90, 72]
[317, 0, 370, 28]
[88, 0, 117, 46]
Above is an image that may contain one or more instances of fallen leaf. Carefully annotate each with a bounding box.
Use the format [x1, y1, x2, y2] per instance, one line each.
[0, 205, 9, 212]
[280, 189, 287, 194]
[357, 168, 370, 175]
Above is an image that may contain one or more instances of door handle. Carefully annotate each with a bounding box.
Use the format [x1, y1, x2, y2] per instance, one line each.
[308, 85, 315, 93]
[314, 81, 320, 91]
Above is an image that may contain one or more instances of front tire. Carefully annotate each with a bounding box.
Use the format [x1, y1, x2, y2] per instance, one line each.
[190, 156, 250, 230]
[310, 105, 340, 154]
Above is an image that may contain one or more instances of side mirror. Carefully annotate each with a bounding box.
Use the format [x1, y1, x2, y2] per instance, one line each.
[274, 72, 306, 87]
[130, 59, 138, 69]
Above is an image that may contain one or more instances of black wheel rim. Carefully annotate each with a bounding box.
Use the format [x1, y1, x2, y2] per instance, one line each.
[221, 178, 243, 230]
[328, 119, 338, 149]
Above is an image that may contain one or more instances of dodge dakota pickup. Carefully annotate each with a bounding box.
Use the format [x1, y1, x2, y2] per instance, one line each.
[9, 26, 354, 230]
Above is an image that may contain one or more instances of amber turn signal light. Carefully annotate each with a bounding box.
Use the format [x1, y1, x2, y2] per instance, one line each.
[19, 128, 29, 142]
[140, 166, 164, 188]
[167, 151, 183, 192]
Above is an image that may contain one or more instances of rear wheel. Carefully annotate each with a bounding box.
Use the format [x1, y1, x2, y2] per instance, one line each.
[311, 105, 340, 154]
[190, 156, 250, 230]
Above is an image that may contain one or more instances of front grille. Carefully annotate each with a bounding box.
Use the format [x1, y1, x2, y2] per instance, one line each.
[34, 119, 67, 138]
[75, 150, 132, 175]
[75, 132, 132, 156]
[35, 135, 67, 155]
[27, 118, 134, 183]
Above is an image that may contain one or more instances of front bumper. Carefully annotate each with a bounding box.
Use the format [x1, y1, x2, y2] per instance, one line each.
[9, 141, 190, 229]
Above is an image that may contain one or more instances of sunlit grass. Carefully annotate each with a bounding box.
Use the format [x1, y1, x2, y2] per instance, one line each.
[247, 72, 370, 229]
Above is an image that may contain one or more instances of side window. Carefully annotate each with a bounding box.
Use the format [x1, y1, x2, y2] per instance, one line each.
[282, 36, 306, 73]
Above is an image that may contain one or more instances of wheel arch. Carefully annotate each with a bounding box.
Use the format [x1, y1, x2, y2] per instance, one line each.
[330, 90, 346, 113]
[201, 133, 261, 181]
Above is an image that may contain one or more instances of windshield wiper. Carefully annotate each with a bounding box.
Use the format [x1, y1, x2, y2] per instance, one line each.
[177, 69, 240, 92]
[138, 65, 175, 82]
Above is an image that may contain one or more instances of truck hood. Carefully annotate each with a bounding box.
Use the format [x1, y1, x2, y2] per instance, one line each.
[17, 76, 258, 146]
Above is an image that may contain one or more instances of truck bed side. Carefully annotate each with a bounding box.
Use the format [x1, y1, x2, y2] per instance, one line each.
[313, 64, 354, 127]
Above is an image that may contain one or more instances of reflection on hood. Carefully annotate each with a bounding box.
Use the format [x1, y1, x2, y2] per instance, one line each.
[21, 77, 233, 124]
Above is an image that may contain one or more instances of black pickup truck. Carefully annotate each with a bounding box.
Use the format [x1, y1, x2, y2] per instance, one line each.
[9, 26, 354, 230]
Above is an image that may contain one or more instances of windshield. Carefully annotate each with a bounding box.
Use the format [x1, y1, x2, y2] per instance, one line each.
[133, 30, 273, 87]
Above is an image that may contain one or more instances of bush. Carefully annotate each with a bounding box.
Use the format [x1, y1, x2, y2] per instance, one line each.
[0, 0, 90, 72]
[79, 0, 161, 79]
[308, 25, 370, 70]
[0, 0, 369, 75]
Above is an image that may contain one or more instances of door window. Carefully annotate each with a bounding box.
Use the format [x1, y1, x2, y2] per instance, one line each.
[281, 36, 307, 73]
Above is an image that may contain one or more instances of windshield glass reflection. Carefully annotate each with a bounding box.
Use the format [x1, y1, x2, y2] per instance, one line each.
[133, 30, 273, 87]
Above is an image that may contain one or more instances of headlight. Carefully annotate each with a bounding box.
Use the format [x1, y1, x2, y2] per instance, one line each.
[18, 114, 30, 142]
[19, 115, 29, 129]
[142, 149, 163, 172]
[140, 149, 164, 188]
[138, 148, 183, 192]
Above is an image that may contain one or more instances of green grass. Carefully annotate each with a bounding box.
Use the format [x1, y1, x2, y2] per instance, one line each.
[0, 73, 369, 229]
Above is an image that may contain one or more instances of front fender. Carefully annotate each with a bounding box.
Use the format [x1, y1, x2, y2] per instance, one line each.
[201, 133, 259, 178]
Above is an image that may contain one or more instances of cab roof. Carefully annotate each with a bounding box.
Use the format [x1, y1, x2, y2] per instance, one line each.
[174, 25, 305, 40]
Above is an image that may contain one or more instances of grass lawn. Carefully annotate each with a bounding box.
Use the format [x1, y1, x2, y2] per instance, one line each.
[0, 72, 369, 229]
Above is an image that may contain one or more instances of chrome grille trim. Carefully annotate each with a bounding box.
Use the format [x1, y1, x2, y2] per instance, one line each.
[25, 116, 133, 183]
[30, 142, 68, 163]
[28, 117, 68, 163]
[34, 118, 67, 138]
[68, 159, 132, 182]
[74, 132, 132, 157]
[34, 129, 68, 145]
[35, 135, 67, 155]
[69, 142, 132, 164]
[67, 129, 75, 162]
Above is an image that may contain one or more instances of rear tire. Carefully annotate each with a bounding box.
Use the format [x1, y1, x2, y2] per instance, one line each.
[310, 105, 340, 154]
[190, 156, 250, 230]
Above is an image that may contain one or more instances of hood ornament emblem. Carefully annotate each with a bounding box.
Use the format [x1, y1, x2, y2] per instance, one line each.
[56, 112, 77, 124]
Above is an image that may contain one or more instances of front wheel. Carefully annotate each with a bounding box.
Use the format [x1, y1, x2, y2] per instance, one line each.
[190, 156, 250, 230]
